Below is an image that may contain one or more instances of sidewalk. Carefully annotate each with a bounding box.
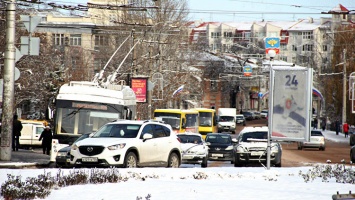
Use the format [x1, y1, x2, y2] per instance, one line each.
[0, 149, 51, 168]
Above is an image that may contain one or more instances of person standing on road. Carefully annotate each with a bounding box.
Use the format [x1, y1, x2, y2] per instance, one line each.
[335, 119, 340, 135]
[343, 121, 349, 138]
[12, 114, 23, 151]
[39, 126, 53, 155]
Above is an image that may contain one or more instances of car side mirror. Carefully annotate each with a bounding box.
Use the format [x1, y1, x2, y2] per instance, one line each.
[142, 133, 153, 141]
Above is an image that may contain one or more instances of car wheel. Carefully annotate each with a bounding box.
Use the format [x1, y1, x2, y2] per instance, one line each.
[201, 157, 208, 168]
[234, 160, 242, 167]
[275, 162, 281, 167]
[297, 144, 303, 150]
[168, 152, 180, 168]
[351, 151, 355, 163]
[124, 152, 138, 168]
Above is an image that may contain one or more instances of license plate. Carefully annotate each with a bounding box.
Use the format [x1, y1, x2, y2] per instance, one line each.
[211, 154, 223, 157]
[184, 155, 194, 159]
[82, 157, 98, 162]
[251, 152, 263, 156]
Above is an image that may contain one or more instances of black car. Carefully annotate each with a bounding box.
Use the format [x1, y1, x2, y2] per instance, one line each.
[55, 133, 91, 167]
[351, 144, 355, 164]
[242, 111, 254, 121]
[205, 133, 237, 164]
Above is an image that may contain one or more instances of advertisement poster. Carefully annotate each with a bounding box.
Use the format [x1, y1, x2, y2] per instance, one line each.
[270, 66, 312, 142]
[131, 78, 147, 103]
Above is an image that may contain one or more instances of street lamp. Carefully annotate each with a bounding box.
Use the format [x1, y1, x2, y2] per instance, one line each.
[335, 49, 347, 127]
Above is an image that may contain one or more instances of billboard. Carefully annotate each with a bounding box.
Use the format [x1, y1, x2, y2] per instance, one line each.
[269, 66, 312, 142]
[131, 77, 148, 103]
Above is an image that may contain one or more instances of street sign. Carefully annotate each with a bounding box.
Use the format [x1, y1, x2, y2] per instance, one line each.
[20, 15, 41, 33]
[265, 37, 280, 54]
[20, 36, 40, 56]
[243, 65, 252, 76]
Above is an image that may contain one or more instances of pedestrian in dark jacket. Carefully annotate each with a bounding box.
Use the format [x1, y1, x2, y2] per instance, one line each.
[12, 114, 23, 151]
[335, 119, 340, 135]
[39, 126, 53, 155]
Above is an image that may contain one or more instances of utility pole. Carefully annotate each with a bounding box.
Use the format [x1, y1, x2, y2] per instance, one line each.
[342, 49, 347, 127]
[1, 0, 16, 161]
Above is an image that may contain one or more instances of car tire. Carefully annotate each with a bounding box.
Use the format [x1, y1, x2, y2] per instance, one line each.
[275, 161, 281, 167]
[167, 152, 180, 168]
[201, 157, 208, 168]
[320, 147, 325, 151]
[124, 152, 138, 168]
[234, 160, 242, 167]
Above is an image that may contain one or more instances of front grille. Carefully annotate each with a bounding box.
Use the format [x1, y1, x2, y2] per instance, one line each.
[248, 147, 266, 151]
[79, 146, 105, 156]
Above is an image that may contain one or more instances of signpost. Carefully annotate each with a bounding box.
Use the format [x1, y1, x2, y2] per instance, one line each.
[269, 66, 312, 142]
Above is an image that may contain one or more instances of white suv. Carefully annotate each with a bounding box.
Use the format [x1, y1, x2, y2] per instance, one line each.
[234, 126, 282, 167]
[70, 120, 182, 168]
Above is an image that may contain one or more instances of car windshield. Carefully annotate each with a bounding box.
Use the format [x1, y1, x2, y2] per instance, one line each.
[311, 131, 323, 137]
[177, 135, 202, 144]
[243, 112, 252, 116]
[206, 135, 231, 144]
[241, 132, 268, 142]
[92, 124, 141, 138]
[236, 116, 244, 119]
[219, 116, 234, 122]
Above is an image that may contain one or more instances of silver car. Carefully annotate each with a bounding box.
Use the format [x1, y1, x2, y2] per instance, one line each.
[297, 130, 325, 151]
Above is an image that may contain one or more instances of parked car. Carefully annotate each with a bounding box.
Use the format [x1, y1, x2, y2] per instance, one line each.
[70, 120, 182, 168]
[260, 110, 268, 118]
[242, 111, 254, 121]
[205, 133, 237, 164]
[56, 133, 92, 168]
[297, 130, 325, 151]
[234, 126, 282, 167]
[177, 133, 208, 168]
[252, 111, 261, 119]
[235, 114, 246, 126]
[351, 145, 355, 163]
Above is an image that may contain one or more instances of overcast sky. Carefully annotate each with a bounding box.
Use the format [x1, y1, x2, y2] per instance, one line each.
[57, 0, 355, 22]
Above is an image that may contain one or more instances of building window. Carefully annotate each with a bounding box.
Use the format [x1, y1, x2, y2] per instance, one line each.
[268, 32, 278, 37]
[95, 35, 109, 46]
[280, 44, 287, 50]
[211, 32, 221, 38]
[70, 34, 82, 46]
[94, 58, 105, 74]
[210, 80, 218, 91]
[292, 45, 297, 51]
[302, 32, 313, 40]
[223, 32, 233, 38]
[322, 45, 328, 52]
[302, 44, 313, 51]
[71, 56, 80, 69]
[281, 56, 287, 62]
[53, 34, 65, 46]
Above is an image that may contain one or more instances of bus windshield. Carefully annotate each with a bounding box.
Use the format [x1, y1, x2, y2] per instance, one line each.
[56, 107, 120, 135]
[154, 112, 181, 130]
[199, 112, 212, 127]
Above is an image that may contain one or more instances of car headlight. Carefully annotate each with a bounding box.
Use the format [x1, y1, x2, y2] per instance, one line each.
[72, 144, 78, 150]
[231, 124, 235, 128]
[57, 152, 68, 157]
[107, 143, 126, 150]
[236, 145, 245, 152]
[225, 145, 234, 150]
[218, 124, 222, 128]
[271, 145, 279, 152]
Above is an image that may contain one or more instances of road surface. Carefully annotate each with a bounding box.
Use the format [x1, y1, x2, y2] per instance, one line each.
[235, 118, 350, 167]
